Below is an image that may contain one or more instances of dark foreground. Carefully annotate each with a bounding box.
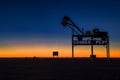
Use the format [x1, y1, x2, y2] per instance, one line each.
[0, 58, 120, 80]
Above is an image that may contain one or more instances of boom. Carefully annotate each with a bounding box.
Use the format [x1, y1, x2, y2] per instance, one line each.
[61, 16, 84, 35]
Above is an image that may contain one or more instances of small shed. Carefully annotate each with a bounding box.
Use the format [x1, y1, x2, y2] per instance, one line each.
[53, 51, 58, 57]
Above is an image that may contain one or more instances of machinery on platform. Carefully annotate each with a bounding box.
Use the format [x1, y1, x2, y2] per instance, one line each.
[61, 16, 110, 60]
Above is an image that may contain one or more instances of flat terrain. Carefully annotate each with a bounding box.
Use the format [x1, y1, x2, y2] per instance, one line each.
[0, 58, 120, 80]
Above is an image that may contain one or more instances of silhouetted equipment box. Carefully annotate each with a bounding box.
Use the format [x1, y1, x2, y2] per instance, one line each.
[93, 32, 108, 38]
[90, 55, 96, 59]
[53, 51, 58, 56]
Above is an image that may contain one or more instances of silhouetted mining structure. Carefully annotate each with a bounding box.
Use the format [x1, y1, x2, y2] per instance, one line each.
[61, 16, 110, 60]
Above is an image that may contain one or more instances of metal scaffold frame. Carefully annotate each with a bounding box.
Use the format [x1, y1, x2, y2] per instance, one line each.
[61, 16, 110, 60]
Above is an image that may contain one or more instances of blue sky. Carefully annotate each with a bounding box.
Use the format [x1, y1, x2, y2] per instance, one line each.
[0, 0, 120, 47]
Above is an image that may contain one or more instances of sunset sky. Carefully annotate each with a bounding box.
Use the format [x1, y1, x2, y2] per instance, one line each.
[0, 0, 120, 58]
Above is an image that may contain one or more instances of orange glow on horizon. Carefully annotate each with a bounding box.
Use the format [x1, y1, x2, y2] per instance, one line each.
[0, 44, 120, 58]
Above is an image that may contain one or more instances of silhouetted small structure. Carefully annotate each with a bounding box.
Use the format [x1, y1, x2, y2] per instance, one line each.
[33, 56, 37, 59]
[90, 54, 96, 62]
[53, 51, 58, 58]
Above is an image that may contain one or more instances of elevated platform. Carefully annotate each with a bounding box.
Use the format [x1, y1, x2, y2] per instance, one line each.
[74, 40, 108, 45]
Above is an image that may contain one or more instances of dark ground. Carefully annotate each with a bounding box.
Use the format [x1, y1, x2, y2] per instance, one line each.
[0, 58, 120, 80]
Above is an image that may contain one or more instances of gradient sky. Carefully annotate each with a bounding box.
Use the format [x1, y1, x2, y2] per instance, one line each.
[0, 0, 120, 57]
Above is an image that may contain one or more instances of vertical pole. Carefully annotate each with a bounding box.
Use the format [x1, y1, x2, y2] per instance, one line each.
[91, 37, 94, 56]
[107, 37, 110, 59]
[72, 29, 74, 61]
[91, 44, 93, 56]
[108, 41, 110, 58]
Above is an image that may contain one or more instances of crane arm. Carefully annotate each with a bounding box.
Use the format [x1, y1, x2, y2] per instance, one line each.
[61, 16, 83, 35]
